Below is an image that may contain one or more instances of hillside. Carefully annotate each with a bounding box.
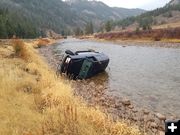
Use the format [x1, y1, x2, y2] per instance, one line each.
[65, 0, 144, 23]
[0, 0, 82, 38]
[0, 0, 145, 38]
[169, 0, 180, 5]
[112, 0, 180, 31]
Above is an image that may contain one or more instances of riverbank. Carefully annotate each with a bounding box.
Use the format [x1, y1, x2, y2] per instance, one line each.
[38, 42, 179, 135]
[93, 27, 180, 48]
[91, 38, 180, 48]
[0, 39, 141, 135]
[78, 33, 180, 48]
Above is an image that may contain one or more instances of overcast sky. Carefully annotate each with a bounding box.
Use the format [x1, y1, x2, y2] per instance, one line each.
[96, 0, 171, 10]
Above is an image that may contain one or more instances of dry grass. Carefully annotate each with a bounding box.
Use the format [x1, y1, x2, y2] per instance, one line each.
[12, 39, 29, 61]
[0, 40, 141, 135]
[153, 21, 180, 29]
[95, 27, 180, 43]
[161, 38, 180, 43]
[37, 38, 51, 48]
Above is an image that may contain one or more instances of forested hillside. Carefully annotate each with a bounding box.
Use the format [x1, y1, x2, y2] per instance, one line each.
[0, 0, 82, 38]
[0, 8, 39, 38]
[0, 0, 145, 38]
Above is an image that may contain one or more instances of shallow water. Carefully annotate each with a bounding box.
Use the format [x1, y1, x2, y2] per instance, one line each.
[54, 38, 180, 117]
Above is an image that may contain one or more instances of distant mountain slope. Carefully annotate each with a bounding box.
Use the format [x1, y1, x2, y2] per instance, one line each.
[112, 0, 180, 31]
[66, 0, 145, 21]
[112, 7, 145, 19]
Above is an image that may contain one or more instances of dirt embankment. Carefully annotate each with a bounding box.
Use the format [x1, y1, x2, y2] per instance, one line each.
[39, 44, 178, 135]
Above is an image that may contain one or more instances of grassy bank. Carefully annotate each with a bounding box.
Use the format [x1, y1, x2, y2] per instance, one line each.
[95, 27, 180, 43]
[0, 39, 141, 135]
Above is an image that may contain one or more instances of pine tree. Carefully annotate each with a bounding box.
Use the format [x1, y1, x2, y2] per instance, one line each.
[74, 27, 83, 36]
[6, 19, 15, 38]
[89, 22, 94, 34]
[85, 22, 94, 35]
[0, 19, 7, 38]
[105, 21, 112, 32]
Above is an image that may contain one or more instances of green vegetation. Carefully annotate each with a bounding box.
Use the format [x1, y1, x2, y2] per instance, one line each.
[0, 0, 80, 38]
[116, 17, 136, 28]
[0, 8, 39, 38]
[74, 27, 84, 36]
[138, 16, 153, 30]
[105, 21, 112, 32]
[85, 22, 94, 35]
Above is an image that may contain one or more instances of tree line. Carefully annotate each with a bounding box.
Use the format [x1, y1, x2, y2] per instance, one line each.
[74, 21, 114, 36]
[0, 8, 40, 39]
[0, 7, 97, 38]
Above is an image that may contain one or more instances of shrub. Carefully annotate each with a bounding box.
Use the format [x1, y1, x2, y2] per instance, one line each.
[12, 39, 28, 60]
[37, 38, 50, 48]
[154, 36, 161, 41]
[135, 27, 140, 33]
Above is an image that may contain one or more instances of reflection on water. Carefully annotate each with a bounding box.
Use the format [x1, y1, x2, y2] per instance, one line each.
[54, 38, 180, 117]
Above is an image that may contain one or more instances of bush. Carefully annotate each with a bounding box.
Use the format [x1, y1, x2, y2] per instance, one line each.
[37, 38, 50, 48]
[154, 36, 161, 41]
[135, 27, 140, 33]
[12, 39, 28, 60]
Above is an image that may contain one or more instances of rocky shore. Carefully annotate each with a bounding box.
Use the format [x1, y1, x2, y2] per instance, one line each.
[38, 44, 178, 135]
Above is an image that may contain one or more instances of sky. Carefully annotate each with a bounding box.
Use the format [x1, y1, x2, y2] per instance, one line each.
[96, 0, 171, 10]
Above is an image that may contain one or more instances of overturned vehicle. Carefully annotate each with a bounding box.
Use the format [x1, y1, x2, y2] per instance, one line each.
[58, 50, 109, 79]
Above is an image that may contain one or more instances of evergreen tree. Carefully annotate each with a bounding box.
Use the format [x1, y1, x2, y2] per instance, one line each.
[89, 22, 94, 34]
[105, 21, 112, 32]
[0, 8, 40, 38]
[74, 27, 83, 36]
[0, 19, 7, 38]
[138, 17, 153, 30]
[6, 19, 15, 38]
[85, 22, 94, 35]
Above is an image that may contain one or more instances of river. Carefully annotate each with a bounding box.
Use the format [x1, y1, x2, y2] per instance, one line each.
[53, 38, 180, 117]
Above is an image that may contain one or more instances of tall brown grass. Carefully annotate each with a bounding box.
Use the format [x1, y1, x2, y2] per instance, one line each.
[95, 27, 180, 42]
[0, 40, 141, 135]
[12, 39, 29, 60]
[37, 38, 50, 48]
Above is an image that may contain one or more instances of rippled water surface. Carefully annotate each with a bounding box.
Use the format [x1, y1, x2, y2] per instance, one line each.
[54, 38, 180, 116]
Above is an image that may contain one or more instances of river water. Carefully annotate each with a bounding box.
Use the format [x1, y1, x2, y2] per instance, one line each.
[54, 38, 180, 117]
